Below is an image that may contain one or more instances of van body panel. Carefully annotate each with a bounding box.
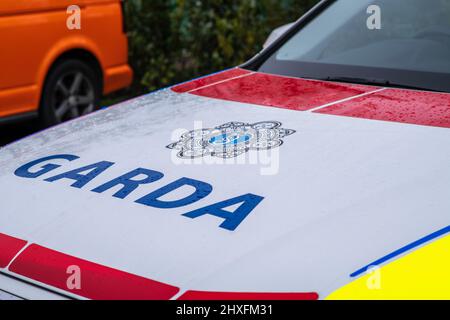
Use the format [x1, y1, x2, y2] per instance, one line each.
[0, 1, 117, 16]
[0, 0, 131, 118]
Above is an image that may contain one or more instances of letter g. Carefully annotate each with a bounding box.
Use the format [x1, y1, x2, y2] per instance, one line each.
[14, 154, 79, 178]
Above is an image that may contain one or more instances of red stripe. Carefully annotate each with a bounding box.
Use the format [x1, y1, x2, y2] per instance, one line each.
[171, 68, 251, 93]
[178, 291, 319, 300]
[9, 244, 179, 300]
[315, 88, 450, 128]
[3, 233, 321, 300]
[0, 233, 27, 268]
[190, 72, 377, 111]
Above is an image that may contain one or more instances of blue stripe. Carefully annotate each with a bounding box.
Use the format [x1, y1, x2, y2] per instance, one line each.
[350, 225, 450, 278]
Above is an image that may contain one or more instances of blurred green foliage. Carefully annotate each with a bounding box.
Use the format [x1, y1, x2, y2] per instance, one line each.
[124, 0, 318, 95]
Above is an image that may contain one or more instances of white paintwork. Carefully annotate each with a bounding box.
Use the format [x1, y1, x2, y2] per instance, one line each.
[0, 89, 449, 299]
[0, 273, 66, 300]
[0, 289, 21, 300]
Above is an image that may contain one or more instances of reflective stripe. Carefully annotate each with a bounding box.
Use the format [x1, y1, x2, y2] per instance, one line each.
[0, 232, 321, 300]
[327, 233, 450, 300]
[189, 71, 377, 111]
[316, 88, 450, 129]
[9, 244, 180, 300]
[0, 233, 27, 268]
[351, 225, 450, 278]
[178, 290, 319, 300]
[171, 68, 251, 93]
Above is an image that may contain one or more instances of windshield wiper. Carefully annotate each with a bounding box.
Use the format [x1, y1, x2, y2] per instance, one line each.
[314, 76, 444, 93]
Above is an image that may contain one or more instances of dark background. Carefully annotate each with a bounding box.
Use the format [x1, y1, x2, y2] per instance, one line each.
[0, 0, 319, 147]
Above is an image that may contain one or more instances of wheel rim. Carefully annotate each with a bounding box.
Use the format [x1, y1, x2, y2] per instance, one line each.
[52, 71, 95, 122]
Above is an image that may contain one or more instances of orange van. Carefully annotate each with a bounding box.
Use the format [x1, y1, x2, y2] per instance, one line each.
[0, 0, 132, 126]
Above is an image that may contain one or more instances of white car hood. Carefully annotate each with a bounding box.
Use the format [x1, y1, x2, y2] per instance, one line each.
[0, 69, 449, 299]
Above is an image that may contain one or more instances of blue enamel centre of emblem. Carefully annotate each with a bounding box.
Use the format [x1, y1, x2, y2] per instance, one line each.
[209, 133, 251, 146]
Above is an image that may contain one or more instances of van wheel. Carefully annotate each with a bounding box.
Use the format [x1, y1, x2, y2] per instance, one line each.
[39, 59, 101, 127]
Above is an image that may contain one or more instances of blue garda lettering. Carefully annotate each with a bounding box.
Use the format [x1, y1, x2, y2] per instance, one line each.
[92, 168, 164, 199]
[45, 161, 114, 188]
[183, 194, 264, 231]
[14, 155, 264, 231]
[136, 177, 212, 208]
[14, 154, 79, 178]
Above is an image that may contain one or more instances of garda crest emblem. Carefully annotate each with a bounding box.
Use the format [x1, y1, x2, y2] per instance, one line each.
[167, 121, 295, 159]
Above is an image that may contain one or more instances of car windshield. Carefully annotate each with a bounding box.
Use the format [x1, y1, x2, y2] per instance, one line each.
[258, 0, 450, 92]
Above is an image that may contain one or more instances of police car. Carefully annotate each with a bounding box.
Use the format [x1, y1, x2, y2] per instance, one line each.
[1, 0, 450, 300]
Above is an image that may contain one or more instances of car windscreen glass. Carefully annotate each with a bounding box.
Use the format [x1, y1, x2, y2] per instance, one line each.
[258, 0, 450, 92]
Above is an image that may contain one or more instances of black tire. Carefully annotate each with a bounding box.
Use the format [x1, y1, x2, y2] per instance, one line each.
[39, 59, 102, 127]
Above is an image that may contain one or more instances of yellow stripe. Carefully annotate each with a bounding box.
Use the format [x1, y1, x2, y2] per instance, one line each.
[327, 235, 450, 300]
